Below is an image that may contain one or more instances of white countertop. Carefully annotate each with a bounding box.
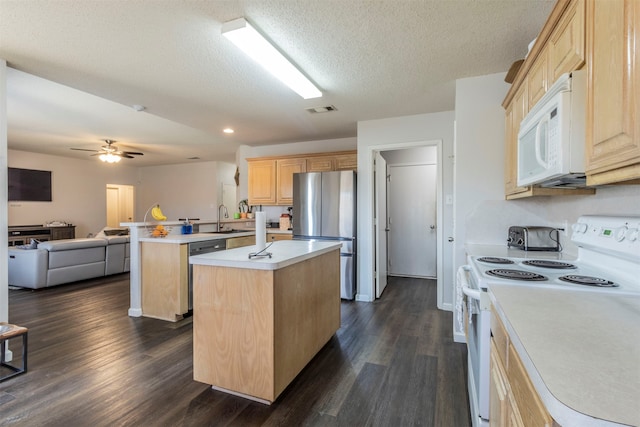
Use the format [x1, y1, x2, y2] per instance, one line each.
[139, 232, 255, 244]
[489, 285, 640, 427]
[465, 243, 577, 260]
[189, 240, 342, 271]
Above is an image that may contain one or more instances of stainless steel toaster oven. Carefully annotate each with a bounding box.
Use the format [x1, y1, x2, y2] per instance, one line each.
[507, 226, 560, 251]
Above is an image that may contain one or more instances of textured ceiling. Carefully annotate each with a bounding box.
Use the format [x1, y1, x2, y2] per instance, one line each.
[0, 0, 555, 165]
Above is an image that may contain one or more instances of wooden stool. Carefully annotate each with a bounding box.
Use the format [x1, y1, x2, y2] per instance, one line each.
[0, 323, 28, 382]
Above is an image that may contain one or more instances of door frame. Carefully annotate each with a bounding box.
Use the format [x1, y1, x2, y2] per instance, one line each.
[370, 140, 444, 309]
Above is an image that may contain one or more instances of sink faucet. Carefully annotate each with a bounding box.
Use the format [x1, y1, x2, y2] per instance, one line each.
[217, 204, 228, 232]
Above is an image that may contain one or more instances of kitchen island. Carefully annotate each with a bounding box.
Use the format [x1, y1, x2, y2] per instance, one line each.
[190, 240, 342, 404]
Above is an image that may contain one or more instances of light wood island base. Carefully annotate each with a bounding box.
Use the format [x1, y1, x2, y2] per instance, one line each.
[192, 247, 340, 404]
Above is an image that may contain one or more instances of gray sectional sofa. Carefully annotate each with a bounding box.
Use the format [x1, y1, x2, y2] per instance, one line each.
[8, 235, 130, 289]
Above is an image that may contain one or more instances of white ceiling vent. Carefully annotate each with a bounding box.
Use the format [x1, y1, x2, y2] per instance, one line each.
[306, 105, 337, 114]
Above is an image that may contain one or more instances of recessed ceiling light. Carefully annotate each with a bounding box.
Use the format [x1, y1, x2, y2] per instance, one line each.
[223, 128, 235, 134]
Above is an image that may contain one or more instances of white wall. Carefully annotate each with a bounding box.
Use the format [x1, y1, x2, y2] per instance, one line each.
[357, 112, 455, 304]
[136, 161, 235, 223]
[8, 150, 139, 238]
[453, 72, 511, 270]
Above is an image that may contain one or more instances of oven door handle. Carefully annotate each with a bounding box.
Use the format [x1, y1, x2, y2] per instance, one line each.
[458, 265, 482, 301]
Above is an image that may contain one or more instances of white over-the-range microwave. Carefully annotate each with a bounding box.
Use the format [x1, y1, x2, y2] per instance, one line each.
[517, 69, 587, 188]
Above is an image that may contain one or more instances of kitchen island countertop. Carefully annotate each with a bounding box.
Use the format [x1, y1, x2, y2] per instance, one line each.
[489, 284, 640, 427]
[190, 240, 342, 271]
[139, 231, 254, 244]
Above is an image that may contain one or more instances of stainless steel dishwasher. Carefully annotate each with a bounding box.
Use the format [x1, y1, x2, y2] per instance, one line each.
[188, 239, 226, 311]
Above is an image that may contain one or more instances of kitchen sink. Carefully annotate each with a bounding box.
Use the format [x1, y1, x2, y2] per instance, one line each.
[207, 230, 249, 234]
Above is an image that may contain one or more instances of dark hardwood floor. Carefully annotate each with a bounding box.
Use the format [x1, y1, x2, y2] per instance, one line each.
[1, 275, 470, 427]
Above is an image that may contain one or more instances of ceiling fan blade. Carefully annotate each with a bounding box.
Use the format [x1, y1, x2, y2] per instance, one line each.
[70, 148, 99, 152]
[121, 153, 135, 159]
[122, 151, 144, 156]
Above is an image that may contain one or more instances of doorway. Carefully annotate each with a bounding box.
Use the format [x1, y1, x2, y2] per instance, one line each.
[106, 184, 135, 227]
[373, 143, 442, 302]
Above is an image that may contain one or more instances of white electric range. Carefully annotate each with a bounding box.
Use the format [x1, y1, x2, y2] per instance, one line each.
[456, 215, 640, 427]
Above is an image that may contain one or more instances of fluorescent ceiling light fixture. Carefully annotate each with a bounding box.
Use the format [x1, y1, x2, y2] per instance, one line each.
[222, 18, 322, 99]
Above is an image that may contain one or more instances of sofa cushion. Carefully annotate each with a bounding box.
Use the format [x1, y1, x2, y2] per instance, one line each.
[47, 262, 106, 287]
[38, 238, 107, 251]
[101, 235, 129, 245]
[48, 246, 106, 269]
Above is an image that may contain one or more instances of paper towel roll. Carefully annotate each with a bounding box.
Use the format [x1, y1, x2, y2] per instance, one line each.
[256, 212, 266, 251]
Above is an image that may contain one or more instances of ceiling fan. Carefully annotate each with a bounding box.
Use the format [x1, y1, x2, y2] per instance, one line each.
[70, 139, 144, 163]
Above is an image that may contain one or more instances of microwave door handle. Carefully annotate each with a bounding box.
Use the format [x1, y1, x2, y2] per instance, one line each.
[535, 115, 550, 169]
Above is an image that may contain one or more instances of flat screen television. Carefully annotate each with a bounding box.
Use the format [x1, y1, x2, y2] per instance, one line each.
[8, 167, 52, 201]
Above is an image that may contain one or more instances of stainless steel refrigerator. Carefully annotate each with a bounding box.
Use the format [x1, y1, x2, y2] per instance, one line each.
[293, 171, 356, 300]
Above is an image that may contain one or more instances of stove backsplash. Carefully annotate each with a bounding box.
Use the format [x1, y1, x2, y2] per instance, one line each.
[465, 185, 640, 256]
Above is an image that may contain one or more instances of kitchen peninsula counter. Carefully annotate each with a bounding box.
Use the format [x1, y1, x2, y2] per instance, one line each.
[190, 240, 342, 404]
[489, 285, 640, 427]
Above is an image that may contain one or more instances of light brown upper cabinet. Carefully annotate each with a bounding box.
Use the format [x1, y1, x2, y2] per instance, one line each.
[247, 151, 356, 206]
[504, 85, 530, 197]
[306, 156, 335, 172]
[247, 159, 277, 205]
[585, 0, 640, 185]
[502, 0, 594, 199]
[548, 0, 586, 82]
[276, 158, 307, 206]
[527, 49, 549, 108]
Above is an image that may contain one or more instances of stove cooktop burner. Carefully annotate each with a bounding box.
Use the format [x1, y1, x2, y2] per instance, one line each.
[558, 275, 619, 287]
[486, 269, 548, 281]
[477, 257, 514, 264]
[522, 260, 577, 269]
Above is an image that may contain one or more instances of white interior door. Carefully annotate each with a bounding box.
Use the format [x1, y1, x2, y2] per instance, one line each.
[388, 164, 437, 277]
[375, 152, 388, 298]
[106, 184, 135, 227]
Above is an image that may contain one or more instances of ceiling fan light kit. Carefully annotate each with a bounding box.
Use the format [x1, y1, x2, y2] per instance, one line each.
[70, 139, 144, 164]
[221, 17, 322, 100]
[99, 153, 122, 163]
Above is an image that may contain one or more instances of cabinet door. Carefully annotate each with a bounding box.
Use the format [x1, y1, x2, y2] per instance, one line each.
[505, 86, 530, 196]
[490, 341, 509, 427]
[527, 49, 549, 107]
[267, 233, 293, 242]
[276, 158, 306, 205]
[334, 153, 357, 170]
[548, 0, 585, 82]
[306, 156, 335, 172]
[51, 226, 75, 240]
[141, 242, 188, 321]
[248, 160, 277, 205]
[585, 0, 640, 184]
[226, 235, 256, 249]
[507, 344, 553, 427]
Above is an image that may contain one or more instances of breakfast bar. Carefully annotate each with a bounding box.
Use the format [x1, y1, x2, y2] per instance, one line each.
[189, 240, 342, 404]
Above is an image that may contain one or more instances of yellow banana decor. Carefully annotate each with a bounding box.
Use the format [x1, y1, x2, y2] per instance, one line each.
[151, 204, 167, 221]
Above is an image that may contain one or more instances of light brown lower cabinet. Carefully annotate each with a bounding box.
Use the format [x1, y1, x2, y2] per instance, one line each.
[490, 307, 557, 427]
[267, 233, 292, 242]
[226, 235, 256, 249]
[141, 242, 188, 322]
